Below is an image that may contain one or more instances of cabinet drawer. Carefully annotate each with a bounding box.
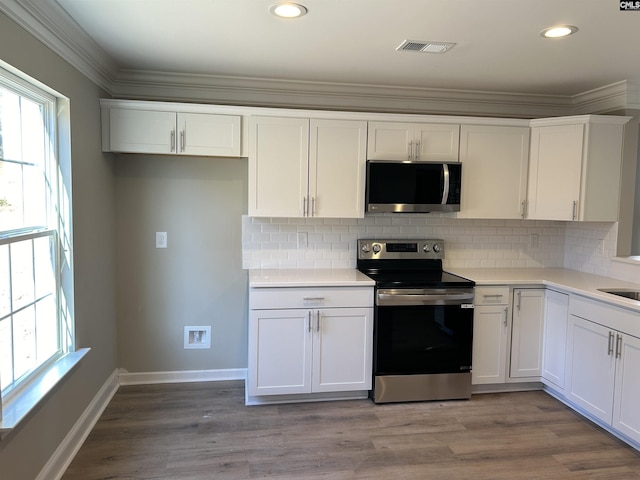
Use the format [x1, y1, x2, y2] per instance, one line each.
[250, 287, 374, 310]
[474, 286, 510, 305]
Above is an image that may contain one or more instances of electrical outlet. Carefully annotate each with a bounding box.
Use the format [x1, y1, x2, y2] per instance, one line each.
[297, 232, 308, 248]
[156, 232, 167, 249]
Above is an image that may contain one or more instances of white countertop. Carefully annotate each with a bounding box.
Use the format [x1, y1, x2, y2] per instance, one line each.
[249, 269, 375, 288]
[448, 267, 640, 312]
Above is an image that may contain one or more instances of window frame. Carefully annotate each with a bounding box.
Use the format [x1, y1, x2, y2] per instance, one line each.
[0, 63, 74, 417]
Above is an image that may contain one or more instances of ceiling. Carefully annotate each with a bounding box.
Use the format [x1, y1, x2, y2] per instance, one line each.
[46, 0, 640, 98]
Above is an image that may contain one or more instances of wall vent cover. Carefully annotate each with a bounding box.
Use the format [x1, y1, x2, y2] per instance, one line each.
[396, 40, 456, 54]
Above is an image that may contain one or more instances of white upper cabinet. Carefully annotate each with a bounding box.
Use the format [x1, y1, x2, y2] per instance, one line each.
[367, 121, 460, 161]
[177, 112, 241, 156]
[248, 116, 367, 218]
[458, 124, 530, 219]
[527, 115, 629, 221]
[101, 100, 242, 157]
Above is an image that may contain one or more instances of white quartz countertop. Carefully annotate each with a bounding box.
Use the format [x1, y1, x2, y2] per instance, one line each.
[448, 267, 640, 312]
[249, 269, 375, 288]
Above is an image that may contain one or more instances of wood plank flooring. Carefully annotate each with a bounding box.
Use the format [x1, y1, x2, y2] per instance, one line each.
[62, 381, 640, 479]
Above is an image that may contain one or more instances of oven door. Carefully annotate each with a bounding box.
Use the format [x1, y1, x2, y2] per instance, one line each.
[374, 301, 474, 376]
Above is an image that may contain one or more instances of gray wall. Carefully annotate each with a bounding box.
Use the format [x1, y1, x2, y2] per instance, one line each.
[115, 155, 248, 372]
[0, 11, 117, 480]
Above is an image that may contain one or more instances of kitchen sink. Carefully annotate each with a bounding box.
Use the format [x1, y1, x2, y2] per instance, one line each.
[597, 288, 640, 301]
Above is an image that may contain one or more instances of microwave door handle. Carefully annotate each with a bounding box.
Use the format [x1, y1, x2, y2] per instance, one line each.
[441, 163, 450, 205]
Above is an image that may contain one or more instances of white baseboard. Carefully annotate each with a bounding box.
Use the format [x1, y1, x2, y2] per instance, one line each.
[117, 368, 247, 386]
[36, 368, 119, 480]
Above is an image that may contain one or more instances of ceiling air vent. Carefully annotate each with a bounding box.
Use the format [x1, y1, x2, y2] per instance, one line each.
[396, 40, 456, 54]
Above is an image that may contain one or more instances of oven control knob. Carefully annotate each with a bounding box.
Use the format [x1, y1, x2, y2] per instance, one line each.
[372, 243, 382, 253]
[422, 244, 431, 252]
[361, 243, 370, 253]
[433, 243, 442, 253]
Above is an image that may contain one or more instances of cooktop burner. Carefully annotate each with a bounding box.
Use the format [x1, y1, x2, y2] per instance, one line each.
[361, 270, 474, 289]
[356, 239, 474, 289]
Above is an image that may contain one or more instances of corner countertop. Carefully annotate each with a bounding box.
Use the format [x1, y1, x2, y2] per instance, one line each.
[448, 267, 640, 312]
[249, 269, 375, 288]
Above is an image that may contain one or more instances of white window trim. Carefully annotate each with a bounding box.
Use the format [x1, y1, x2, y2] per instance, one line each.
[0, 60, 78, 433]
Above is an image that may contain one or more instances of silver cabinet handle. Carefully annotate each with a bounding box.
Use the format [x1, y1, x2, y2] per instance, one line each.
[170, 130, 175, 152]
[516, 290, 522, 310]
[483, 294, 503, 299]
[572, 201, 578, 221]
[616, 333, 623, 359]
[408, 140, 413, 160]
[316, 310, 321, 332]
[303, 196, 308, 217]
[608, 331, 615, 356]
[520, 201, 526, 218]
[503, 307, 508, 327]
[311, 197, 316, 217]
[180, 130, 185, 152]
[308, 311, 312, 333]
[415, 141, 420, 161]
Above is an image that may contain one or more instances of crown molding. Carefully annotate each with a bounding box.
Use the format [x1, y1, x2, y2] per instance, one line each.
[2, 1, 638, 117]
[111, 69, 575, 118]
[571, 80, 640, 114]
[0, 0, 117, 93]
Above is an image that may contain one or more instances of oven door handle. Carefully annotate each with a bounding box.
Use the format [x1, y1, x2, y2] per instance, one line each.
[377, 291, 475, 306]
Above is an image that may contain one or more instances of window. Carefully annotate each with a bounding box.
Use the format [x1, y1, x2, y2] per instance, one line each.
[0, 66, 72, 401]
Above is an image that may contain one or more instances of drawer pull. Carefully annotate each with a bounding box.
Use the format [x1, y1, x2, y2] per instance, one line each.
[303, 297, 325, 302]
[483, 294, 504, 298]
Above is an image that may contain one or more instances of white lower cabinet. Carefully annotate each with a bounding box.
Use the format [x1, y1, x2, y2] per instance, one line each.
[566, 296, 640, 445]
[472, 287, 510, 385]
[541, 290, 569, 391]
[248, 287, 373, 399]
[510, 288, 545, 379]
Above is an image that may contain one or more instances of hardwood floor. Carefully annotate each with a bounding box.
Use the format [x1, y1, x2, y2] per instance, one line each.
[63, 381, 640, 479]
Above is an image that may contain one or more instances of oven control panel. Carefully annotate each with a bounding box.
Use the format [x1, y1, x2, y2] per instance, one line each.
[358, 239, 445, 260]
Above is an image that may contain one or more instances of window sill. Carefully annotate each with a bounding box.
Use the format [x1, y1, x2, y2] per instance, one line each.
[611, 256, 640, 266]
[0, 348, 90, 438]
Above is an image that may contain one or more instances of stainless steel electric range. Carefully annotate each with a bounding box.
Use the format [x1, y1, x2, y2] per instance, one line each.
[357, 239, 475, 403]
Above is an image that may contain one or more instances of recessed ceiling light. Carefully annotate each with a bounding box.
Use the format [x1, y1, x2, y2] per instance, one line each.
[270, 3, 308, 18]
[540, 25, 578, 38]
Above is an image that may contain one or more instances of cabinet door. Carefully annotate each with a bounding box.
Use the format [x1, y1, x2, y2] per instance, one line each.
[366, 122, 413, 160]
[309, 119, 366, 218]
[527, 124, 583, 220]
[565, 315, 616, 424]
[472, 305, 509, 385]
[312, 308, 373, 392]
[178, 113, 241, 157]
[510, 289, 545, 378]
[109, 108, 176, 154]
[541, 290, 569, 390]
[248, 116, 310, 217]
[248, 309, 312, 396]
[413, 124, 460, 162]
[613, 333, 640, 444]
[458, 125, 529, 219]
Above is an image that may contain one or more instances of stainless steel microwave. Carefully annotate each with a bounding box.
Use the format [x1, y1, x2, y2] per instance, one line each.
[365, 160, 462, 213]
